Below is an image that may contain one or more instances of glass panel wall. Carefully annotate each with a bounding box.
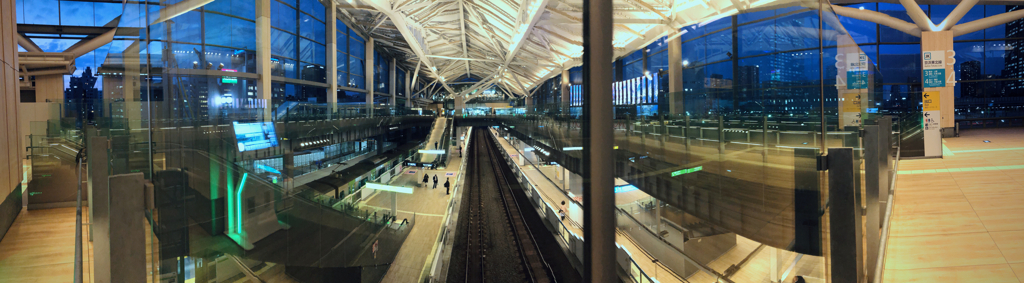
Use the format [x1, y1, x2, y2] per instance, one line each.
[492, 3, 883, 283]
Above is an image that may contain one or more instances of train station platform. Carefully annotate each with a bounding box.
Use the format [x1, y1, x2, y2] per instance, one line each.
[361, 125, 468, 283]
[488, 127, 690, 283]
[884, 128, 1024, 283]
[489, 125, 830, 283]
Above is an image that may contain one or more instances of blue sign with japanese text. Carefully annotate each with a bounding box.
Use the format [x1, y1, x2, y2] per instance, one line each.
[847, 71, 868, 89]
[923, 69, 945, 88]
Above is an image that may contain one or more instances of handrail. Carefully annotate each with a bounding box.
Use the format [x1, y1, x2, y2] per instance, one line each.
[614, 207, 731, 283]
[74, 148, 86, 283]
[428, 127, 472, 282]
[228, 254, 267, 283]
[873, 144, 900, 283]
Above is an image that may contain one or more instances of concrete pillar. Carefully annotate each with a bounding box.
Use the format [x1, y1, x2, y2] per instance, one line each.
[454, 96, 464, 116]
[921, 31, 955, 135]
[667, 35, 683, 116]
[95, 173, 147, 283]
[365, 38, 374, 117]
[256, 0, 272, 121]
[390, 57, 397, 110]
[327, 1, 338, 115]
[561, 69, 570, 114]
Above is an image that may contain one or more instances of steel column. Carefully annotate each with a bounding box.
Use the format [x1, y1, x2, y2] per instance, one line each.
[582, 0, 616, 282]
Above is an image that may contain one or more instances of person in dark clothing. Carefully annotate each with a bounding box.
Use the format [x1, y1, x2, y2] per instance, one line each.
[422, 173, 429, 187]
[432, 174, 438, 189]
[793, 276, 806, 283]
[458, 146, 462, 157]
[444, 178, 451, 195]
[434, 142, 438, 149]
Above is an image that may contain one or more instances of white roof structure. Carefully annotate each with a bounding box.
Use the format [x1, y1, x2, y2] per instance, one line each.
[337, 0, 815, 98]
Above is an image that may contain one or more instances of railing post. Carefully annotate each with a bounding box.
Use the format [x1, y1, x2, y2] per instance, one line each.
[877, 116, 893, 213]
[829, 147, 863, 283]
[718, 116, 725, 153]
[863, 125, 882, 281]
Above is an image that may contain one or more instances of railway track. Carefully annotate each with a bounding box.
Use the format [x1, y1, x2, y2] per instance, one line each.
[451, 128, 555, 283]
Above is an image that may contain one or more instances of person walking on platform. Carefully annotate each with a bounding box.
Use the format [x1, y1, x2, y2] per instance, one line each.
[432, 174, 438, 189]
[422, 173, 429, 188]
[444, 177, 451, 195]
[559, 201, 568, 221]
[434, 141, 438, 149]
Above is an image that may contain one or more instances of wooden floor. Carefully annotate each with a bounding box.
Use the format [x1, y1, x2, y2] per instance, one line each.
[884, 128, 1024, 283]
[0, 207, 94, 283]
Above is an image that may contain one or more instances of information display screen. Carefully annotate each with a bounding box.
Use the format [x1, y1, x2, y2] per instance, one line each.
[233, 121, 279, 152]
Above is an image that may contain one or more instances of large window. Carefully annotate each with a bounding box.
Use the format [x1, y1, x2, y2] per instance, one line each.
[374, 50, 390, 93]
[270, 0, 326, 83]
[338, 20, 367, 90]
[835, 4, 1024, 119]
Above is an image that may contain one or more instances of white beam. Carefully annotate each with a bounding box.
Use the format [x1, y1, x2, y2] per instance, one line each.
[150, 0, 216, 25]
[360, 0, 458, 96]
[458, 0, 470, 78]
[899, 0, 936, 31]
[16, 33, 43, 53]
[504, 0, 551, 66]
[65, 26, 117, 58]
[831, 5, 921, 37]
[935, 0, 979, 31]
[950, 8, 1024, 36]
[426, 55, 504, 63]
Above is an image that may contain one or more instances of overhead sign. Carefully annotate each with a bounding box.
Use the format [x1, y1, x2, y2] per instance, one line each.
[612, 75, 659, 106]
[922, 92, 941, 157]
[922, 50, 945, 88]
[671, 166, 703, 177]
[366, 182, 414, 194]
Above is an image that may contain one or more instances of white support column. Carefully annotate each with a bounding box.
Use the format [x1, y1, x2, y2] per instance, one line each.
[365, 38, 374, 117]
[256, 0, 272, 121]
[327, 1, 338, 115]
[668, 35, 683, 116]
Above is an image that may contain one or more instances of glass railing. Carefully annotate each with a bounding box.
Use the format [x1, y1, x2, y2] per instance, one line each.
[83, 125, 414, 282]
[470, 2, 889, 282]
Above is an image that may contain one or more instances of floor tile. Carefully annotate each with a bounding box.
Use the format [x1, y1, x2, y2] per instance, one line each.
[990, 231, 1024, 264]
[885, 232, 1006, 270]
[964, 193, 1024, 211]
[976, 208, 1024, 232]
[1010, 263, 1024, 282]
[889, 210, 987, 237]
[883, 264, 1020, 283]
